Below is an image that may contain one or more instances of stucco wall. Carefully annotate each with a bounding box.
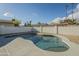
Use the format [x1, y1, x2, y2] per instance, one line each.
[33, 25, 79, 35]
[33, 26, 57, 34]
[0, 25, 79, 35]
[0, 26, 32, 34]
[58, 25, 79, 35]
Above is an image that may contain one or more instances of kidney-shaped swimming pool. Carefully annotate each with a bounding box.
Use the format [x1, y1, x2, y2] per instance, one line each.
[0, 33, 69, 52]
[29, 34, 69, 52]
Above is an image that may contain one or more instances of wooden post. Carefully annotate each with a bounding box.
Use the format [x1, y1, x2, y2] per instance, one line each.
[57, 24, 58, 34]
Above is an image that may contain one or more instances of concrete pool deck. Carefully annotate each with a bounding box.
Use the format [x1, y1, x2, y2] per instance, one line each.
[0, 34, 79, 56]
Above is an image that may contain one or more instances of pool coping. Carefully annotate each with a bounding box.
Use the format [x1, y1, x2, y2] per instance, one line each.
[0, 32, 79, 56]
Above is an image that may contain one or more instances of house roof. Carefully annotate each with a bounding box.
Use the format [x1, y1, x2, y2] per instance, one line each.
[0, 19, 13, 24]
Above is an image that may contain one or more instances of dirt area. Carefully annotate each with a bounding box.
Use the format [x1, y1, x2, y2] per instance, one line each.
[61, 34, 79, 44]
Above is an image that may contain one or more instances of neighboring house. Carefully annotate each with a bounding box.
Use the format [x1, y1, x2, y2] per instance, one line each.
[0, 19, 14, 26]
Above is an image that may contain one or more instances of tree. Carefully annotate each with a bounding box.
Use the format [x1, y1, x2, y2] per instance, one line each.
[12, 18, 21, 27]
[26, 20, 32, 27]
[37, 22, 41, 25]
[64, 19, 76, 25]
[29, 20, 32, 26]
[24, 23, 27, 27]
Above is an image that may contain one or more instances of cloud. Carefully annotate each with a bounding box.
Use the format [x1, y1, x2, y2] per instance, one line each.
[67, 4, 79, 14]
[49, 4, 79, 24]
[76, 4, 79, 9]
[53, 18, 61, 24]
[3, 12, 9, 16]
[67, 12, 79, 19]
[67, 4, 79, 20]
[3, 11, 13, 17]
[49, 17, 65, 24]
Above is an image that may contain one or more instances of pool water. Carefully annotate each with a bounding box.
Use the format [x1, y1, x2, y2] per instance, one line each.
[0, 34, 69, 52]
[0, 33, 36, 47]
[29, 35, 69, 52]
[36, 36, 69, 52]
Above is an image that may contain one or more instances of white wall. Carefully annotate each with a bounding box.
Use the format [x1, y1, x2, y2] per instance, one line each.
[58, 25, 79, 35]
[33, 26, 57, 34]
[43, 26, 57, 34]
[33, 26, 42, 32]
[0, 25, 79, 35]
[0, 26, 32, 34]
[33, 25, 79, 35]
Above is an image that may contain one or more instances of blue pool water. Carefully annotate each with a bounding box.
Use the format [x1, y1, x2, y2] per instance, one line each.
[0, 33, 36, 47]
[28, 35, 69, 52]
[0, 34, 69, 52]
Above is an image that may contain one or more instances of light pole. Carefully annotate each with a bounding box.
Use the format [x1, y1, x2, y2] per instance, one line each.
[72, 3, 74, 21]
[65, 4, 68, 20]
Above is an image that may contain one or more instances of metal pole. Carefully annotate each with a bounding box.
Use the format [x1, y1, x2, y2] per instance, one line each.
[72, 3, 74, 21]
[65, 4, 68, 20]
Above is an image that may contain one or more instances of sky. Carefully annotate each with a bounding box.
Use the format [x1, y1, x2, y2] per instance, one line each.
[0, 3, 77, 24]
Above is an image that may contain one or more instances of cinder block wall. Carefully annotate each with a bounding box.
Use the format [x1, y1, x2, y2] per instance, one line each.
[0, 26, 32, 34]
[0, 25, 79, 35]
[33, 25, 79, 35]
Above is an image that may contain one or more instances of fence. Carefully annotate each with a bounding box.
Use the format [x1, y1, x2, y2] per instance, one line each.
[0, 25, 79, 35]
[0, 26, 32, 34]
[33, 25, 79, 35]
